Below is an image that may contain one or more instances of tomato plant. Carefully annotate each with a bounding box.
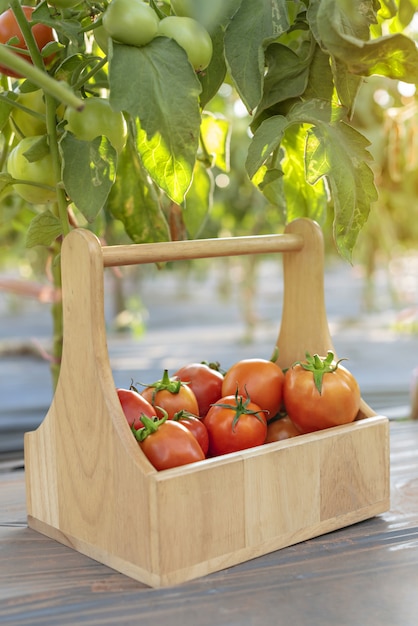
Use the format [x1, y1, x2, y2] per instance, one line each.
[283, 352, 361, 434]
[0, 6, 55, 78]
[172, 410, 209, 456]
[173, 362, 224, 418]
[141, 369, 199, 419]
[117, 387, 157, 430]
[63, 98, 128, 155]
[133, 415, 205, 470]
[203, 392, 267, 456]
[102, 0, 159, 47]
[265, 415, 301, 443]
[222, 358, 285, 421]
[10, 88, 47, 137]
[7, 135, 56, 204]
[157, 16, 213, 71]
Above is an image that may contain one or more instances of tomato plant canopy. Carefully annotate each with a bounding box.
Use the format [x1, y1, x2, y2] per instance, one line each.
[0, 0, 418, 263]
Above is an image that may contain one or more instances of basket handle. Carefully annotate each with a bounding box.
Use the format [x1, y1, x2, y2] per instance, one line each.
[101, 233, 304, 267]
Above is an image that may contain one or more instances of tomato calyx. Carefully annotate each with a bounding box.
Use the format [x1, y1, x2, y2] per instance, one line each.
[139, 369, 184, 401]
[201, 360, 226, 376]
[132, 412, 168, 442]
[172, 409, 199, 421]
[211, 388, 267, 432]
[293, 351, 347, 394]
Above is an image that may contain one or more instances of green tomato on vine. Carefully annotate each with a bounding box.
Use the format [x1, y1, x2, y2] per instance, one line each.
[7, 136, 56, 205]
[11, 90, 47, 138]
[102, 0, 159, 47]
[158, 16, 213, 71]
[63, 98, 128, 155]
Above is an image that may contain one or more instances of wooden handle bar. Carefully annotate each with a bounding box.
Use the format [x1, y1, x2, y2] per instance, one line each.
[101, 233, 304, 268]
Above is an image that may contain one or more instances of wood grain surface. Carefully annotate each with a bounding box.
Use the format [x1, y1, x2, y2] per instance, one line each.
[1, 419, 417, 626]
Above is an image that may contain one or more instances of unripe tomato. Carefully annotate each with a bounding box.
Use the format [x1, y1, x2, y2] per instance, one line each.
[102, 0, 159, 47]
[0, 6, 56, 78]
[7, 136, 56, 204]
[64, 98, 128, 155]
[171, 0, 195, 17]
[11, 90, 47, 137]
[157, 16, 213, 71]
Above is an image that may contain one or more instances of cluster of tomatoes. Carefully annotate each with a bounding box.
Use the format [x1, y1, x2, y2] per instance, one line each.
[101, 0, 213, 72]
[117, 352, 361, 471]
[0, 1, 213, 206]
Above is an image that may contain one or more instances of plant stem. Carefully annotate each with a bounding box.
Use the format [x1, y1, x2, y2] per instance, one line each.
[0, 44, 84, 110]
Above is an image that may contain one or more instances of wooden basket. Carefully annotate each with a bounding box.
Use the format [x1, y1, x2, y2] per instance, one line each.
[24, 218, 390, 588]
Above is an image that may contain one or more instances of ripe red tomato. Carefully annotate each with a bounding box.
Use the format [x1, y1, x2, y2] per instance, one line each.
[172, 411, 209, 456]
[283, 352, 361, 434]
[222, 358, 285, 421]
[203, 394, 267, 456]
[173, 362, 224, 418]
[0, 7, 56, 78]
[134, 416, 205, 470]
[117, 387, 157, 430]
[141, 369, 199, 419]
[265, 415, 301, 443]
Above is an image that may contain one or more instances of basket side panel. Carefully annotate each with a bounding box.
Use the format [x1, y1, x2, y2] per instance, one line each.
[150, 417, 389, 587]
[320, 417, 390, 519]
[25, 229, 158, 581]
[155, 459, 246, 574]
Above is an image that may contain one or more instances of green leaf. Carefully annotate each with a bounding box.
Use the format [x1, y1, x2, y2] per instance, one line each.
[305, 121, 378, 261]
[26, 209, 63, 248]
[183, 162, 214, 238]
[247, 99, 377, 259]
[308, 0, 418, 82]
[0, 172, 14, 194]
[60, 133, 117, 223]
[256, 38, 315, 114]
[108, 39, 202, 204]
[200, 113, 230, 172]
[107, 142, 170, 244]
[224, 0, 290, 113]
[281, 126, 328, 224]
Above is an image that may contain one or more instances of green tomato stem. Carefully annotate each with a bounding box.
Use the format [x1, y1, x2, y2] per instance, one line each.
[0, 46, 83, 111]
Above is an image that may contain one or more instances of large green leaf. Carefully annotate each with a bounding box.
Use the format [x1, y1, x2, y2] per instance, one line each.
[247, 100, 377, 260]
[306, 121, 377, 260]
[308, 0, 418, 82]
[108, 39, 202, 204]
[60, 133, 117, 223]
[224, 0, 290, 113]
[106, 142, 170, 244]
